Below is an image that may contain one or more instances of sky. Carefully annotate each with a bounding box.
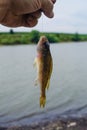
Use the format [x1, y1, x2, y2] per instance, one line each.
[0, 0, 87, 34]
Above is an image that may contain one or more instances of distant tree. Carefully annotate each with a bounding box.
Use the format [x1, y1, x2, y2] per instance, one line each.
[30, 30, 40, 43]
[9, 29, 14, 34]
[72, 32, 80, 41]
[46, 34, 59, 43]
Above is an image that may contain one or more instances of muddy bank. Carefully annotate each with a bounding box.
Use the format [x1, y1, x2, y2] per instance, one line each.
[0, 117, 87, 130]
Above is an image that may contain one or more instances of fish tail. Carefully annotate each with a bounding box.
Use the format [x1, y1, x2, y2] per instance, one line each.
[40, 96, 46, 108]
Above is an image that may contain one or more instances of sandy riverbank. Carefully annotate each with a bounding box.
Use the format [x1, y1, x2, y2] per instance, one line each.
[0, 117, 87, 130]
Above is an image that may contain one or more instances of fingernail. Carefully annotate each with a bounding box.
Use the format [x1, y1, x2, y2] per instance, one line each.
[51, 0, 56, 4]
[44, 11, 54, 18]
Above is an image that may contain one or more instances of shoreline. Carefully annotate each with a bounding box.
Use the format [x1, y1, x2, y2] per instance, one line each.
[0, 117, 87, 130]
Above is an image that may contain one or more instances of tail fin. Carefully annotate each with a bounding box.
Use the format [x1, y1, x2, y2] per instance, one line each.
[40, 96, 46, 108]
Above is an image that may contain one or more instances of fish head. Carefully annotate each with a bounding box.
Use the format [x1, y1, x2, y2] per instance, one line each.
[37, 36, 50, 53]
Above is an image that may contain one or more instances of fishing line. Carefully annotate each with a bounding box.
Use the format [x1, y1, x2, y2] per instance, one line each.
[41, 13, 44, 35]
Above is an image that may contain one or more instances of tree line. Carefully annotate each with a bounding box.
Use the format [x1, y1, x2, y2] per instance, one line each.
[0, 30, 87, 45]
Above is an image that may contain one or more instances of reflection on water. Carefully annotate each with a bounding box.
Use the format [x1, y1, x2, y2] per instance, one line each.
[0, 42, 87, 126]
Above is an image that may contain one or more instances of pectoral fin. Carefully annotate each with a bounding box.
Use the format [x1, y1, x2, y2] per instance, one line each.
[34, 58, 39, 86]
[34, 78, 39, 86]
[33, 58, 38, 67]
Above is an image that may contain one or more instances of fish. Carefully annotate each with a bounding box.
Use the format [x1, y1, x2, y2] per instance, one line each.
[34, 36, 53, 108]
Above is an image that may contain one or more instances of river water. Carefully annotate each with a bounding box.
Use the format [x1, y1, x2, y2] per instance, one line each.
[0, 42, 87, 127]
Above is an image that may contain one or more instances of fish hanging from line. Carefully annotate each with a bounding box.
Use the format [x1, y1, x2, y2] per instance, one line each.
[34, 36, 53, 108]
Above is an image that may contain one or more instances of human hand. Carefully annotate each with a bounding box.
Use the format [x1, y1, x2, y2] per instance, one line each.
[0, 0, 56, 27]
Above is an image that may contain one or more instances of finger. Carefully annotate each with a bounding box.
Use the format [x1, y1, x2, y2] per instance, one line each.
[0, 11, 23, 27]
[1, 12, 38, 27]
[23, 10, 41, 27]
[41, 0, 54, 18]
[22, 14, 38, 27]
[30, 10, 42, 19]
[11, 0, 41, 15]
[0, 0, 10, 22]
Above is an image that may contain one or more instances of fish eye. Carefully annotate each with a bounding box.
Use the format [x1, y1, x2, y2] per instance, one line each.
[44, 42, 50, 48]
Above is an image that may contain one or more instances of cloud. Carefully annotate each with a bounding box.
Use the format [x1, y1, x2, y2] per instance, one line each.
[55, 0, 87, 33]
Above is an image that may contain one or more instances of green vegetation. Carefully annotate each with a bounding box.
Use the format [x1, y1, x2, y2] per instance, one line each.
[0, 30, 87, 45]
